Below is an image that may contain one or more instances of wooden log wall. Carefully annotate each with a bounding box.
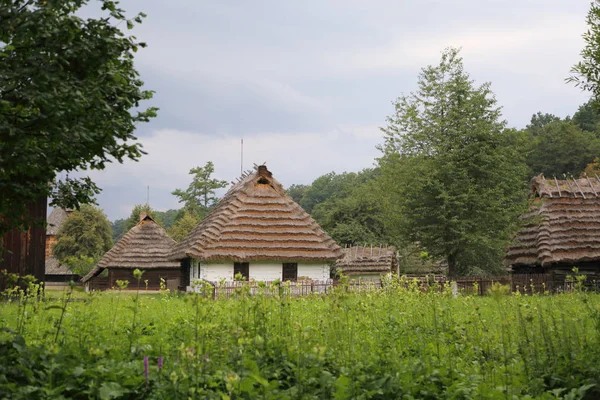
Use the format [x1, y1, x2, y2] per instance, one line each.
[0, 196, 47, 290]
[105, 268, 182, 291]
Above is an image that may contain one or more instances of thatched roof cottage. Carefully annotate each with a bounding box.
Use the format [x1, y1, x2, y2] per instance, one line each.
[336, 245, 397, 280]
[45, 207, 77, 282]
[506, 174, 600, 278]
[172, 165, 342, 290]
[82, 213, 180, 290]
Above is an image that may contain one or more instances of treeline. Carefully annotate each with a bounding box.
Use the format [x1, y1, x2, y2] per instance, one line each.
[289, 47, 600, 277]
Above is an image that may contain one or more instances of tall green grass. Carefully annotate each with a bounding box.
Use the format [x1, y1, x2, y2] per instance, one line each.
[1, 277, 599, 399]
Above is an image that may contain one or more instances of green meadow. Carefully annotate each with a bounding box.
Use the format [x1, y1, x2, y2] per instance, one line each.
[1, 279, 600, 399]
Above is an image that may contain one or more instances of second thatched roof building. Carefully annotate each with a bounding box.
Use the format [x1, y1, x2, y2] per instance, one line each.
[82, 213, 180, 290]
[172, 165, 342, 290]
[506, 174, 600, 279]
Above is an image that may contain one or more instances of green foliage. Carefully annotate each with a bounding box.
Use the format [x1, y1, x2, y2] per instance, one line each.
[52, 205, 113, 266]
[378, 48, 528, 277]
[569, 1, 600, 103]
[172, 161, 228, 214]
[0, 0, 156, 236]
[2, 284, 600, 398]
[112, 208, 179, 241]
[168, 212, 199, 242]
[155, 209, 179, 229]
[295, 172, 358, 214]
[523, 119, 600, 177]
[572, 100, 600, 133]
[286, 184, 309, 205]
[288, 169, 386, 246]
[311, 169, 386, 246]
[63, 255, 97, 277]
[124, 204, 163, 232]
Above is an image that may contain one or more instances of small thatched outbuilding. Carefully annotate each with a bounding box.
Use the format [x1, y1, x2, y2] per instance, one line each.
[506, 174, 600, 279]
[171, 165, 342, 289]
[336, 245, 397, 280]
[82, 213, 180, 290]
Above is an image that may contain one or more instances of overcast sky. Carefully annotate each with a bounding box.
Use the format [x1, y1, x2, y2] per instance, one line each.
[78, 0, 592, 221]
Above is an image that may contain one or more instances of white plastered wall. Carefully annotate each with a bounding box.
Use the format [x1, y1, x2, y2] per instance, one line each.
[298, 262, 329, 281]
[187, 260, 330, 290]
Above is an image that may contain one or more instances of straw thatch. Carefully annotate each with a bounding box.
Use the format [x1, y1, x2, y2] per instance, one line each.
[171, 165, 342, 262]
[45, 256, 72, 275]
[506, 174, 600, 269]
[336, 245, 397, 275]
[46, 207, 72, 235]
[82, 214, 178, 282]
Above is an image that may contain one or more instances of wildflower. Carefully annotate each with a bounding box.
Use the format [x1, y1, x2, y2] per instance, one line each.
[144, 356, 149, 382]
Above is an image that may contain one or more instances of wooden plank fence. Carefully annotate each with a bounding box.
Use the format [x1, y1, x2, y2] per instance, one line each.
[78, 274, 600, 297]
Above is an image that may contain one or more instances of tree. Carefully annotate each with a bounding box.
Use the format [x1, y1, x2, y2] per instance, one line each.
[168, 212, 199, 242]
[526, 112, 561, 131]
[378, 48, 528, 277]
[572, 100, 600, 133]
[310, 169, 386, 246]
[524, 120, 600, 177]
[124, 204, 163, 231]
[296, 172, 360, 214]
[172, 161, 228, 216]
[286, 184, 309, 205]
[569, 2, 600, 103]
[53, 205, 113, 274]
[0, 0, 156, 236]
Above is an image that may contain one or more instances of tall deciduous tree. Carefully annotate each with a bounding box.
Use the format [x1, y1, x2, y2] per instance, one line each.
[53, 205, 113, 271]
[378, 48, 528, 277]
[570, 1, 600, 103]
[0, 0, 156, 235]
[172, 161, 228, 216]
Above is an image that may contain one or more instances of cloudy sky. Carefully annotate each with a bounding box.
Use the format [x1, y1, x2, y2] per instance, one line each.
[81, 0, 592, 221]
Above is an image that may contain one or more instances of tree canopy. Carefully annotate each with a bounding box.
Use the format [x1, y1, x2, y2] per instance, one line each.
[377, 48, 528, 277]
[0, 0, 156, 235]
[172, 161, 228, 217]
[52, 204, 113, 274]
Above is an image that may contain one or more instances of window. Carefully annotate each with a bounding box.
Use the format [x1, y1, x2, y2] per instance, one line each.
[234, 262, 249, 281]
[282, 263, 298, 282]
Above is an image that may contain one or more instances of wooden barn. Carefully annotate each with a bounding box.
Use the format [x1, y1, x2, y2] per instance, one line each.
[82, 213, 180, 291]
[506, 174, 600, 280]
[171, 165, 342, 290]
[44, 208, 78, 283]
[336, 245, 397, 280]
[0, 196, 47, 289]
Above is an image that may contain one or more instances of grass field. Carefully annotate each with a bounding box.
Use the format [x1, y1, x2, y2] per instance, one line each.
[1, 278, 600, 399]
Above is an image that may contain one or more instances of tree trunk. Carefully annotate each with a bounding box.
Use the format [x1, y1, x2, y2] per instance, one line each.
[447, 253, 457, 280]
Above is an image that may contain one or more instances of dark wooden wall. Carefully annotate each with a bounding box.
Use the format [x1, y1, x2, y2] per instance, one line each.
[103, 268, 182, 290]
[0, 196, 47, 289]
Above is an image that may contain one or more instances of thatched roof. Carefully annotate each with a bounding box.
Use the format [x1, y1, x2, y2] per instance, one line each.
[171, 165, 342, 262]
[82, 214, 178, 282]
[336, 245, 397, 275]
[45, 256, 73, 275]
[506, 174, 600, 268]
[46, 208, 72, 235]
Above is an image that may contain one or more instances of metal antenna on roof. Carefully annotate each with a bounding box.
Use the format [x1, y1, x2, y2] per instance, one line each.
[146, 185, 150, 206]
[571, 175, 586, 199]
[240, 138, 244, 177]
